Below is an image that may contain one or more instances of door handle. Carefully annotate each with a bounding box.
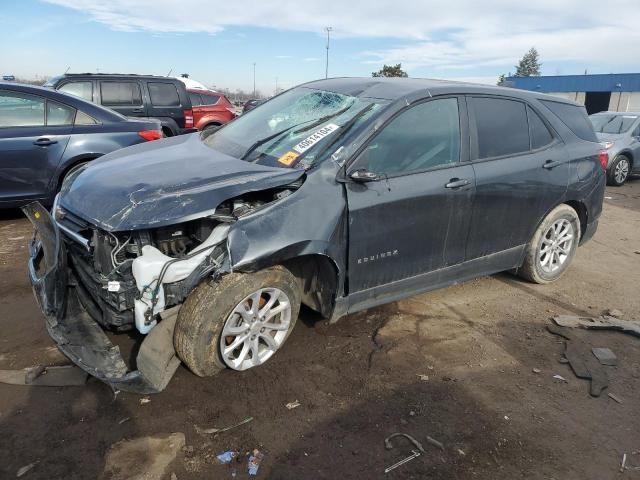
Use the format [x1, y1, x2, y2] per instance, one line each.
[33, 138, 57, 146]
[543, 160, 561, 169]
[445, 178, 470, 189]
[132, 108, 143, 113]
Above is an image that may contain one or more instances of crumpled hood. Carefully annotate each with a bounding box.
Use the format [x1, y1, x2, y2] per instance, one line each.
[60, 133, 305, 231]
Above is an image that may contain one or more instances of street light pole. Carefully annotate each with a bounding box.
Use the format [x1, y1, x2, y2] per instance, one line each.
[253, 62, 256, 98]
[325, 27, 333, 79]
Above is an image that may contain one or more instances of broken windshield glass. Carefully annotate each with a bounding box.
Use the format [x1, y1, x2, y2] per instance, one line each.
[203, 87, 386, 169]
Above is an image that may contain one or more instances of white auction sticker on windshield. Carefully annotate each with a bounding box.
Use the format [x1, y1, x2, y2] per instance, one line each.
[293, 123, 339, 154]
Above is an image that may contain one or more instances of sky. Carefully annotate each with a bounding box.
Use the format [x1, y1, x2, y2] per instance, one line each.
[1, 0, 639, 95]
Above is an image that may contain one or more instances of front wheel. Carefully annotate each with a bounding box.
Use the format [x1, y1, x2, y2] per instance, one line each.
[607, 154, 631, 186]
[174, 266, 301, 377]
[518, 204, 580, 284]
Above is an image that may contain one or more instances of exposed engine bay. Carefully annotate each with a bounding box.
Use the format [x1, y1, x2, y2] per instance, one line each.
[58, 184, 299, 335]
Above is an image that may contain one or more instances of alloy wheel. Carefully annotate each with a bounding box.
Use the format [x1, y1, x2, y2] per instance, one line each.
[538, 219, 574, 274]
[219, 287, 292, 370]
[614, 158, 630, 184]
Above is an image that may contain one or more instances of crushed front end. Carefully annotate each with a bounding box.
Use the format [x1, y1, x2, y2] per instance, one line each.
[22, 200, 231, 393]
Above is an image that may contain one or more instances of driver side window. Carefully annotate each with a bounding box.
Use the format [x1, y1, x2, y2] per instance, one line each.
[360, 98, 460, 175]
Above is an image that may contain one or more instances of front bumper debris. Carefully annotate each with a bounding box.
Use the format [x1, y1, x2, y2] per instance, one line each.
[22, 202, 180, 394]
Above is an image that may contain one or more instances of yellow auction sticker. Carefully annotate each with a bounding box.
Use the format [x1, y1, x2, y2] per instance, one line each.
[278, 151, 299, 166]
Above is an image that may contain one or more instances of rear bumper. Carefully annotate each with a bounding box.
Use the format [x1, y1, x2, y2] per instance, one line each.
[22, 202, 180, 394]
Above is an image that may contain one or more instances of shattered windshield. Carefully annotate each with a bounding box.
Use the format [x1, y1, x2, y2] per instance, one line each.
[590, 114, 638, 134]
[203, 87, 385, 168]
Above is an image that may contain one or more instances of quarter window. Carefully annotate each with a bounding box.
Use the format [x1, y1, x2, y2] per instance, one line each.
[189, 92, 202, 106]
[100, 82, 142, 106]
[148, 82, 180, 106]
[472, 97, 529, 159]
[75, 110, 98, 125]
[201, 94, 220, 106]
[361, 98, 460, 175]
[59, 81, 93, 101]
[0, 91, 45, 127]
[527, 106, 554, 149]
[46, 100, 75, 126]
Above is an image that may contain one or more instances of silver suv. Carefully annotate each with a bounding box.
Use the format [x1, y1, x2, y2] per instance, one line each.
[590, 111, 640, 185]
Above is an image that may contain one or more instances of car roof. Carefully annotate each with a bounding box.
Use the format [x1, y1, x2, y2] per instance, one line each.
[301, 77, 583, 106]
[0, 81, 125, 122]
[591, 111, 640, 116]
[188, 88, 220, 95]
[57, 73, 181, 80]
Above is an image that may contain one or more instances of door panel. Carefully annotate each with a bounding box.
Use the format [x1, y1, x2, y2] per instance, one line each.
[345, 96, 475, 293]
[466, 96, 570, 259]
[347, 165, 475, 292]
[99, 81, 147, 117]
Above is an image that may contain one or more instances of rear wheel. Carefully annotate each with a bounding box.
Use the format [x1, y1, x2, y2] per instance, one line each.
[518, 204, 580, 284]
[174, 266, 301, 377]
[607, 154, 630, 186]
[201, 123, 221, 139]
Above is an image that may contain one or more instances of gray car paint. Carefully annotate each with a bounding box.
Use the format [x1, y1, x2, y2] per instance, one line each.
[591, 113, 640, 173]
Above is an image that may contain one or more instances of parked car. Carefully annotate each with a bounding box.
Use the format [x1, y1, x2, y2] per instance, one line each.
[0, 82, 161, 208]
[242, 98, 264, 114]
[2, 75, 16, 82]
[44, 73, 194, 137]
[187, 89, 236, 134]
[589, 111, 640, 186]
[24, 77, 605, 393]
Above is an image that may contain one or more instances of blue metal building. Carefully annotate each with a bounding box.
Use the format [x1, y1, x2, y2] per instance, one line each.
[505, 73, 640, 114]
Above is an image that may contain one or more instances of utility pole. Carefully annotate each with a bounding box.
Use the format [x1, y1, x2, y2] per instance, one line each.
[325, 27, 333, 79]
[253, 62, 256, 98]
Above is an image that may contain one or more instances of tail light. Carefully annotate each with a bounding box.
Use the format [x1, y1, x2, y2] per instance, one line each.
[225, 106, 237, 116]
[184, 109, 194, 128]
[597, 149, 609, 170]
[138, 130, 162, 141]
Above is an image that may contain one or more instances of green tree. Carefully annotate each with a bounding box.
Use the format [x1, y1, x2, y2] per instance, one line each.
[372, 64, 408, 78]
[514, 48, 541, 77]
[496, 74, 506, 86]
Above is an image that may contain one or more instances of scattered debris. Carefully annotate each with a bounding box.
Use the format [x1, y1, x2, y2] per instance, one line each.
[285, 400, 301, 410]
[16, 462, 38, 477]
[385, 449, 421, 474]
[547, 325, 609, 396]
[409, 410, 416, 417]
[426, 435, 445, 451]
[0, 365, 87, 387]
[118, 417, 130, 425]
[607, 393, 623, 404]
[553, 374, 567, 382]
[8, 236, 25, 241]
[605, 309, 624, 318]
[592, 347, 617, 366]
[102, 433, 185, 480]
[384, 433, 425, 474]
[139, 397, 151, 405]
[216, 451, 238, 464]
[621, 453, 627, 473]
[417, 374, 429, 381]
[504, 415, 511, 420]
[532, 368, 541, 374]
[248, 449, 264, 476]
[457, 448, 466, 456]
[553, 315, 640, 338]
[195, 416, 253, 435]
[171, 473, 177, 480]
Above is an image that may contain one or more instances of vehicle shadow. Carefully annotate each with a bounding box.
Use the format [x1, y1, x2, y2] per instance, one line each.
[0, 208, 25, 221]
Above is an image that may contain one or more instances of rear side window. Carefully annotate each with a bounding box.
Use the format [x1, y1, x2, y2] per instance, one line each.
[47, 100, 75, 126]
[527, 107, 554, 149]
[189, 92, 202, 106]
[101, 82, 142, 106]
[0, 91, 45, 127]
[472, 97, 529, 158]
[540, 100, 597, 142]
[75, 110, 98, 125]
[201, 94, 220, 106]
[59, 81, 93, 102]
[148, 82, 181, 106]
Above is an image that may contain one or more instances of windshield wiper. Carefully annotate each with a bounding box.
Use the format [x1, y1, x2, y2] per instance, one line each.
[241, 105, 355, 162]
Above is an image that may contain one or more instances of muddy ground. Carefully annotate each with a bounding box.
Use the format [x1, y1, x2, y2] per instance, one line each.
[1, 180, 639, 480]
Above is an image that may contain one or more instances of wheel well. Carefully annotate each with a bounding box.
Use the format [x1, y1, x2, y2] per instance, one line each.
[282, 255, 339, 319]
[56, 157, 96, 192]
[618, 150, 634, 168]
[564, 200, 588, 240]
[161, 126, 174, 137]
[203, 122, 222, 129]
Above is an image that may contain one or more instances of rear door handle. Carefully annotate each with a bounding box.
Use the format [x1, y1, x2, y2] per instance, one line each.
[445, 178, 470, 189]
[33, 138, 57, 146]
[543, 160, 561, 169]
[132, 108, 144, 113]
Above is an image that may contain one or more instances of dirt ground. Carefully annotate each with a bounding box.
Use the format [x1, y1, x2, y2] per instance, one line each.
[1, 179, 639, 480]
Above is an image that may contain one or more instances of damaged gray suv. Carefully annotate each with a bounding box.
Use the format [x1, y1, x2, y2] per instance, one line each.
[24, 78, 606, 393]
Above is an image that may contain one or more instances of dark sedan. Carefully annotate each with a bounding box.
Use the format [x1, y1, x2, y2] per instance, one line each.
[0, 82, 162, 207]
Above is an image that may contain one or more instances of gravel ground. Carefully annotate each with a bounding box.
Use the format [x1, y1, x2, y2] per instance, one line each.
[1, 178, 639, 480]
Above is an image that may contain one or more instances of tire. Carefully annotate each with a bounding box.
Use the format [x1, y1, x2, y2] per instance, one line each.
[518, 204, 581, 284]
[201, 123, 221, 139]
[59, 161, 89, 192]
[174, 265, 301, 377]
[607, 154, 631, 186]
[161, 127, 174, 137]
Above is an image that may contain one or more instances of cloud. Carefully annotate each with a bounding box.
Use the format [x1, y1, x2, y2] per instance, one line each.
[44, 0, 640, 72]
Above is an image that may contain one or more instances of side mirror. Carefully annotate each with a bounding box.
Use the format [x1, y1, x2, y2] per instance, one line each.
[349, 169, 380, 183]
